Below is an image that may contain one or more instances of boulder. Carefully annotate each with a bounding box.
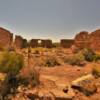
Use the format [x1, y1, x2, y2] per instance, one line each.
[71, 74, 97, 96]
[74, 31, 90, 49]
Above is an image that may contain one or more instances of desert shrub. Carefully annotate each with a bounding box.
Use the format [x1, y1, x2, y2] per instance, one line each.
[0, 52, 24, 99]
[0, 52, 24, 74]
[64, 52, 85, 66]
[92, 64, 100, 78]
[0, 51, 24, 74]
[19, 68, 40, 87]
[45, 57, 61, 67]
[7, 46, 15, 52]
[0, 45, 15, 52]
[0, 73, 18, 100]
[34, 50, 39, 54]
[82, 48, 95, 62]
[81, 48, 100, 62]
[71, 45, 79, 53]
[93, 54, 100, 62]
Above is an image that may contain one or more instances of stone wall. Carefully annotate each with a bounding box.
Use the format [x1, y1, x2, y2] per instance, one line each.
[1, 27, 100, 51]
[23, 39, 28, 48]
[60, 39, 74, 48]
[0, 27, 13, 49]
[30, 39, 39, 48]
[41, 39, 52, 48]
[14, 35, 24, 49]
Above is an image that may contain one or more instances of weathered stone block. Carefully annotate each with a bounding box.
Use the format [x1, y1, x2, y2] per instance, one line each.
[14, 35, 24, 49]
[41, 39, 52, 48]
[60, 39, 74, 48]
[30, 39, 39, 48]
[0, 27, 13, 49]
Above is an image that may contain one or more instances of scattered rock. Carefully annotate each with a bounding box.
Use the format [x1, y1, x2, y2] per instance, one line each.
[71, 74, 97, 96]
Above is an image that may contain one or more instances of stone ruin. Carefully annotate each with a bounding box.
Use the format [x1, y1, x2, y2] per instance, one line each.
[23, 39, 28, 48]
[29, 39, 39, 48]
[60, 39, 74, 48]
[1, 27, 100, 51]
[0, 27, 13, 49]
[14, 35, 27, 49]
[41, 39, 52, 48]
[29, 39, 53, 48]
[74, 31, 90, 49]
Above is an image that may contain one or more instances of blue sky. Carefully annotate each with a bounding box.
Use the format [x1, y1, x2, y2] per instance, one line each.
[0, 0, 100, 42]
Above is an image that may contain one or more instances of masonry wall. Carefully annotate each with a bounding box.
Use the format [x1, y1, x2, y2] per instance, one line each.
[29, 39, 39, 48]
[60, 39, 74, 48]
[0, 27, 13, 49]
[1, 27, 100, 51]
[14, 35, 24, 49]
[41, 39, 52, 48]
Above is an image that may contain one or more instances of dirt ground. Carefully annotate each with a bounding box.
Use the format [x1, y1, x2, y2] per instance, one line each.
[17, 48, 100, 100]
[1, 48, 100, 100]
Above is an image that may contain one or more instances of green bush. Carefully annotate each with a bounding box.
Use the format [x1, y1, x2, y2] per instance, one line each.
[45, 57, 61, 67]
[0, 73, 19, 100]
[64, 52, 85, 66]
[0, 51, 24, 74]
[82, 48, 95, 62]
[93, 54, 100, 62]
[0, 51, 24, 99]
[81, 48, 100, 62]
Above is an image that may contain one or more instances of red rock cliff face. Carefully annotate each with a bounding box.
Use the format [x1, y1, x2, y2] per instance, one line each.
[60, 39, 74, 48]
[89, 29, 100, 51]
[0, 27, 13, 48]
[74, 31, 90, 49]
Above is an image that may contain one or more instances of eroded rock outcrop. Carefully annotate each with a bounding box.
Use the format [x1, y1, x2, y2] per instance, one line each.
[1, 27, 100, 51]
[74, 29, 100, 51]
[89, 29, 100, 51]
[74, 31, 90, 49]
